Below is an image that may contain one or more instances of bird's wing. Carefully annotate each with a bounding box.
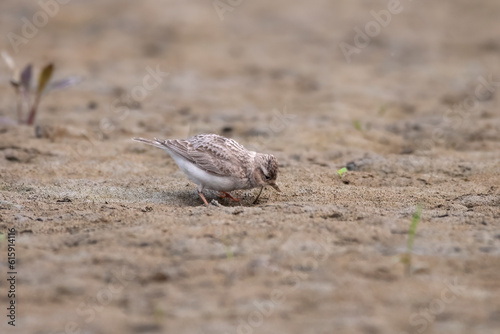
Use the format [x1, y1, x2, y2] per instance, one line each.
[136, 135, 250, 178]
[134, 137, 198, 166]
[159, 138, 196, 164]
[171, 134, 247, 177]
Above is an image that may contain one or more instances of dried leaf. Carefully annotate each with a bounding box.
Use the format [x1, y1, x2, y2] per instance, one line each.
[37, 63, 54, 96]
[1, 51, 15, 70]
[20, 64, 32, 91]
[9, 79, 20, 88]
[0, 116, 18, 126]
[26, 63, 54, 125]
[48, 76, 82, 91]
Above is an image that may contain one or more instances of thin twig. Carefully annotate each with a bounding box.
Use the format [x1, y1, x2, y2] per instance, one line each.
[252, 186, 264, 205]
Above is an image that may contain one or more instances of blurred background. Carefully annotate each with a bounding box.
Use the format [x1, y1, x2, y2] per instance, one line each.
[1, 0, 499, 151]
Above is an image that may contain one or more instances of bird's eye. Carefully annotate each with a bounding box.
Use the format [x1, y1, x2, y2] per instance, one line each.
[264, 174, 271, 180]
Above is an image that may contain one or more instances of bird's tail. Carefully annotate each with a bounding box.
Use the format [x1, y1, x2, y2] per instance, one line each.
[132, 137, 167, 150]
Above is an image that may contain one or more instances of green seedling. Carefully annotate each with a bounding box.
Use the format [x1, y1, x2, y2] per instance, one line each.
[1, 51, 80, 125]
[153, 304, 165, 324]
[225, 245, 234, 259]
[353, 120, 362, 131]
[378, 104, 387, 115]
[217, 232, 234, 259]
[401, 204, 422, 276]
[337, 167, 347, 177]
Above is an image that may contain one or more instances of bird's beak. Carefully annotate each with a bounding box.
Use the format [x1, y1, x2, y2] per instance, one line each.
[270, 183, 281, 192]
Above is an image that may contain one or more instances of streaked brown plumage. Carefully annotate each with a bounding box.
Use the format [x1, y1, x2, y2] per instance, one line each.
[133, 134, 280, 205]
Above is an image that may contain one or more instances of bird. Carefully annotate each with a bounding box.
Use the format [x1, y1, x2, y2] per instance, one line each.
[133, 134, 280, 205]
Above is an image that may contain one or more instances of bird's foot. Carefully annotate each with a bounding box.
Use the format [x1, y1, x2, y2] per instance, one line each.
[219, 192, 240, 202]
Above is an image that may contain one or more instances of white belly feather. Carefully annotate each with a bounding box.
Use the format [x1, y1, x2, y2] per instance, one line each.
[167, 150, 241, 191]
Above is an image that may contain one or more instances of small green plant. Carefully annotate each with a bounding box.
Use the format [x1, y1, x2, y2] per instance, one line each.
[225, 245, 234, 259]
[337, 167, 347, 177]
[378, 104, 387, 115]
[353, 120, 362, 131]
[401, 204, 422, 276]
[153, 304, 165, 324]
[1, 51, 80, 125]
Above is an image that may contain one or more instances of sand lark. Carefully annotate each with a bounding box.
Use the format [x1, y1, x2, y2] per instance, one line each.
[133, 134, 280, 205]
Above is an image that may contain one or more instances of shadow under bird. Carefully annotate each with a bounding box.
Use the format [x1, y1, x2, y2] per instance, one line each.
[133, 134, 280, 205]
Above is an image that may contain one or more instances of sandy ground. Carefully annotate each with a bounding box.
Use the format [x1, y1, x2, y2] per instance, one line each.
[1, 1, 500, 333]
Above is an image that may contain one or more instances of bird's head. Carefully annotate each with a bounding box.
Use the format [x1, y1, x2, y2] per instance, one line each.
[253, 153, 280, 192]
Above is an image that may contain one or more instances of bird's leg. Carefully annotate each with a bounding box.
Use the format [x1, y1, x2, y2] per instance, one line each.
[219, 191, 240, 202]
[197, 185, 208, 206]
[198, 191, 209, 205]
[252, 186, 264, 205]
